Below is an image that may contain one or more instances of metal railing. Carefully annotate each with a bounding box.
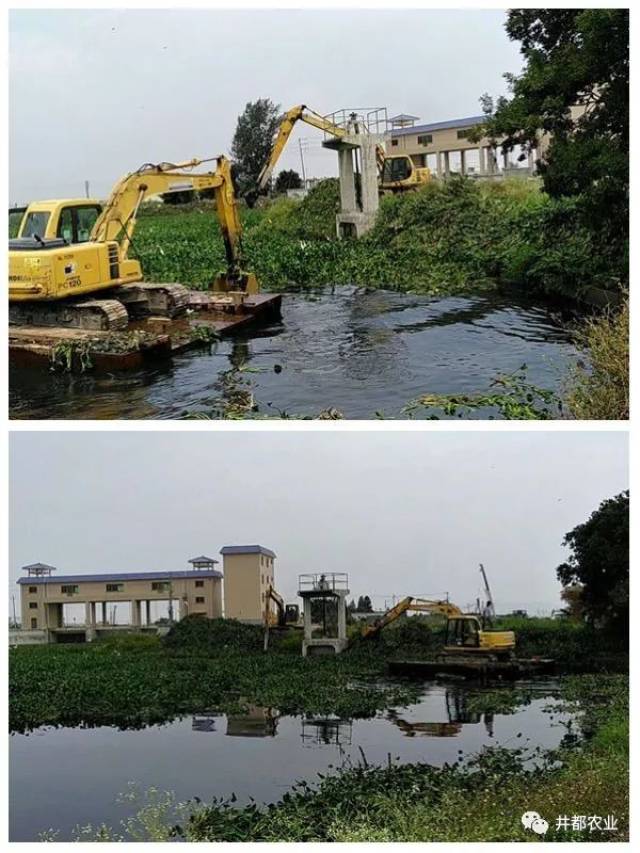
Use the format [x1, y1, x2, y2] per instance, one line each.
[298, 573, 349, 593]
[323, 107, 389, 138]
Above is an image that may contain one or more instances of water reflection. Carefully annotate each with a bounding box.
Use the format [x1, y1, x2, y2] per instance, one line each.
[301, 717, 353, 748]
[227, 706, 279, 738]
[10, 287, 582, 420]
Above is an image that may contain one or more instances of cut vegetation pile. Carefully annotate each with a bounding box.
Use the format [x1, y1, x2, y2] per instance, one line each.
[163, 616, 264, 653]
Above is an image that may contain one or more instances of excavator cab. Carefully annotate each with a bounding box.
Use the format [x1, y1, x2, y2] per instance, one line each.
[445, 616, 481, 649]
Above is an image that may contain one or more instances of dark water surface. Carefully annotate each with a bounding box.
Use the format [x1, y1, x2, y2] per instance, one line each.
[10, 680, 571, 841]
[10, 287, 581, 420]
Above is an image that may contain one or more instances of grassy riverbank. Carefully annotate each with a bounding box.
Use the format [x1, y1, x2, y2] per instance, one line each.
[133, 178, 626, 305]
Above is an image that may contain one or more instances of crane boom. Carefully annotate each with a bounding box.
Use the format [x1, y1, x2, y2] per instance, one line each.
[479, 564, 495, 619]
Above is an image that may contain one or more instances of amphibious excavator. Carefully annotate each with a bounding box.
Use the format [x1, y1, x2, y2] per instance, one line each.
[358, 596, 516, 661]
[9, 155, 258, 332]
[251, 105, 431, 203]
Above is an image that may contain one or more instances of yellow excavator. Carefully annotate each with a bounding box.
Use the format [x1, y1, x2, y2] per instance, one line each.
[9, 155, 258, 332]
[263, 584, 300, 650]
[359, 596, 516, 661]
[251, 105, 431, 203]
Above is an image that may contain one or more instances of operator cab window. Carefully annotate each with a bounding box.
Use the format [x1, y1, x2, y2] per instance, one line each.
[383, 158, 411, 183]
[56, 205, 101, 245]
[21, 211, 51, 240]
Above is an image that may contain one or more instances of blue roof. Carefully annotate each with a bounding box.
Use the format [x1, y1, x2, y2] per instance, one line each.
[391, 115, 487, 137]
[220, 545, 276, 558]
[17, 569, 222, 585]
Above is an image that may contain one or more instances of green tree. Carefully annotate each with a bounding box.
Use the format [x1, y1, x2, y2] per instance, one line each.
[275, 169, 303, 194]
[556, 490, 628, 639]
[477, 9, 629, 272]
[231, 98, 281, 198]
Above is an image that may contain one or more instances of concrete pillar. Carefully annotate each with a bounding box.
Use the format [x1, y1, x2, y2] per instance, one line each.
[145, 600, 151, 626]
[359, 137, 380, 215]
[90, 601, 96, 626]
[85, 602, 92, 626]
[502, 149, 509, 171]
[486, 147, 496, 175]
[303, 598, 312, 640]
[337, 148, 357, 212]
[460, 149, 466, 176]
[102, 602, 108, 626]
[443, 151, 450, 178]
[132, 600, 141, 627]
[478, 147, 486, 175]
[337, 595, 347, 640]
[436, 151, 443, 177]
[528, 148, 535, 174]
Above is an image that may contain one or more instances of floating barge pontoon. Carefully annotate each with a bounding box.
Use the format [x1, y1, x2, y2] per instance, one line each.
[9, 290, 282, 373]
[388, 657, 556, 681]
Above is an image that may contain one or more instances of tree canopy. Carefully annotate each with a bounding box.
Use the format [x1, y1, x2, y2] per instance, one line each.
[557, 490, 628, 639]
[231, 98, 281, 198]
[275, 169, 303, 194]
[477, 9, 628, 267]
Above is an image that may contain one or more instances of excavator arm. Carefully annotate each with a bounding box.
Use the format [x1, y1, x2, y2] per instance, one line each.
[360, 597, 463, 641]
[251, 105, 348, 202]
[91, 155, 245, 280]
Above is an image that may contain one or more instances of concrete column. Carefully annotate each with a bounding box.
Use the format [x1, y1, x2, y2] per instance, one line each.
[528, 148, 535, 174]
[102, 602, 108, 626]
[132, 600, 141, 627]
[478, 146, 486, 175]
[85, 602, 92, 626]
[436, 151, 443, 177]
[460, 149, 466, 176]
[487, 147, 496, 175]
[303, 598, 312, 641]
[337, 148, 357, 212]
[337, 595, 347, 640]
[90, 601, 96, 627]
[359, 138, 380, 215]
[443, 151, 451, 178]
[145, 600, 151, 626]
[502, 149, 509, 170]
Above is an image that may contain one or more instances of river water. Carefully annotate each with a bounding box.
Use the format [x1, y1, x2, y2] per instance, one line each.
[9, 287, 581, 420]
[10, 679, 571, 841]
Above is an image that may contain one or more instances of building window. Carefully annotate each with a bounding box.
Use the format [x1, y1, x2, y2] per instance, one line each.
[29, 602, 38, 609]
[457, 129, 469, 139]
[417, 134, 432, 145]
[391, 139, 398, 146]
[106, 583, 124, 593]
[152, 582, 171, 592]
[28, 586, 37, 594]
[195, 596, 205, 604]
[31, 618, 38, 630]
[61, 585, 79, 595]
[195, 580, 204, 588]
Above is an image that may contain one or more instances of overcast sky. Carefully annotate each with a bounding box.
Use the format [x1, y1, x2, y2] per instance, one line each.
[9, 8, 522, 204]
[9, 431, 628, 616]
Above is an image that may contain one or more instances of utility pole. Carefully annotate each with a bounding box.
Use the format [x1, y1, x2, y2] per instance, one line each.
[11, 595, 17, 628]
[84, 180, 90, 198]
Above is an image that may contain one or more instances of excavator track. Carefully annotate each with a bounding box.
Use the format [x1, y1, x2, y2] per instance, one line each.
[116, 282, 190, 318]
[9, 298, 130, 332]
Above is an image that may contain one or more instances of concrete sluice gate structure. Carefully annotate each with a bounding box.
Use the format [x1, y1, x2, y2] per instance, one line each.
[298, 572, 350, 657]
[15, 546, 277, 643]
